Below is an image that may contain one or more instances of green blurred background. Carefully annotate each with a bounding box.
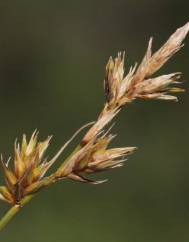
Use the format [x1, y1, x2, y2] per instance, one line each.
[0, 0, 189, 241]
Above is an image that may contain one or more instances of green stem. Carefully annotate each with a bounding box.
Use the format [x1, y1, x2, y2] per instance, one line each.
[0, 195, 33, 231]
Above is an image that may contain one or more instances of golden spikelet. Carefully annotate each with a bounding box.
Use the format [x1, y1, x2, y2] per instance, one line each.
[0, 131, 52, 203]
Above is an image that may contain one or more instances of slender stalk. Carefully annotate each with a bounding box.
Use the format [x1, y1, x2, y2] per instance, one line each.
[0, 195, 33, 231]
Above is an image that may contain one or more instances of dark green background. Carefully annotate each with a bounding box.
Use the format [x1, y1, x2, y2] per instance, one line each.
[0, 0, 189, 241]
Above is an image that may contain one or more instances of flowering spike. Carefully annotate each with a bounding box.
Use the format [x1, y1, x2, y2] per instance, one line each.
[0, 23, 188, 208]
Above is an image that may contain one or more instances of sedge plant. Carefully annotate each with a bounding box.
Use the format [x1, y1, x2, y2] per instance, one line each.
[0, 22, 189, 231]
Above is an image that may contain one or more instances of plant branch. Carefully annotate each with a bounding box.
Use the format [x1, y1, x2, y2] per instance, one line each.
[0, 195, 33, 231]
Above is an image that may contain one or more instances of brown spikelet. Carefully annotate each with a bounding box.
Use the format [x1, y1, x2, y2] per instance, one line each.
[56, 131, 136, 184]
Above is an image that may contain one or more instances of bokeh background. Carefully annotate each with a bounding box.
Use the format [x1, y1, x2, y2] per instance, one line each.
[0, 0, 189, 241]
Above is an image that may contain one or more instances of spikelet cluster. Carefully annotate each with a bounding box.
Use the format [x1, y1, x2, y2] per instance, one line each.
[83, 22, 189, 144]
[0, 23, 188, 205]
[0, 132, 52, 204]
[56, 132, 136, 184]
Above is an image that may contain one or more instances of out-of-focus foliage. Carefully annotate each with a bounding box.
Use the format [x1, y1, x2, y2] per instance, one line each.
[0, 0, 189, 241]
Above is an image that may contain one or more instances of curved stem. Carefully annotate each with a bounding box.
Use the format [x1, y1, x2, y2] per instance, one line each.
[0, 195, 33, 231]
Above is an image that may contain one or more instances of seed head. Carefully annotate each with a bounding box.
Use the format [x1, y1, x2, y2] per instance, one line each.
[56, 132, 136, 184]
[104, 22, 189, 107]
[0, 131, 52, 204]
